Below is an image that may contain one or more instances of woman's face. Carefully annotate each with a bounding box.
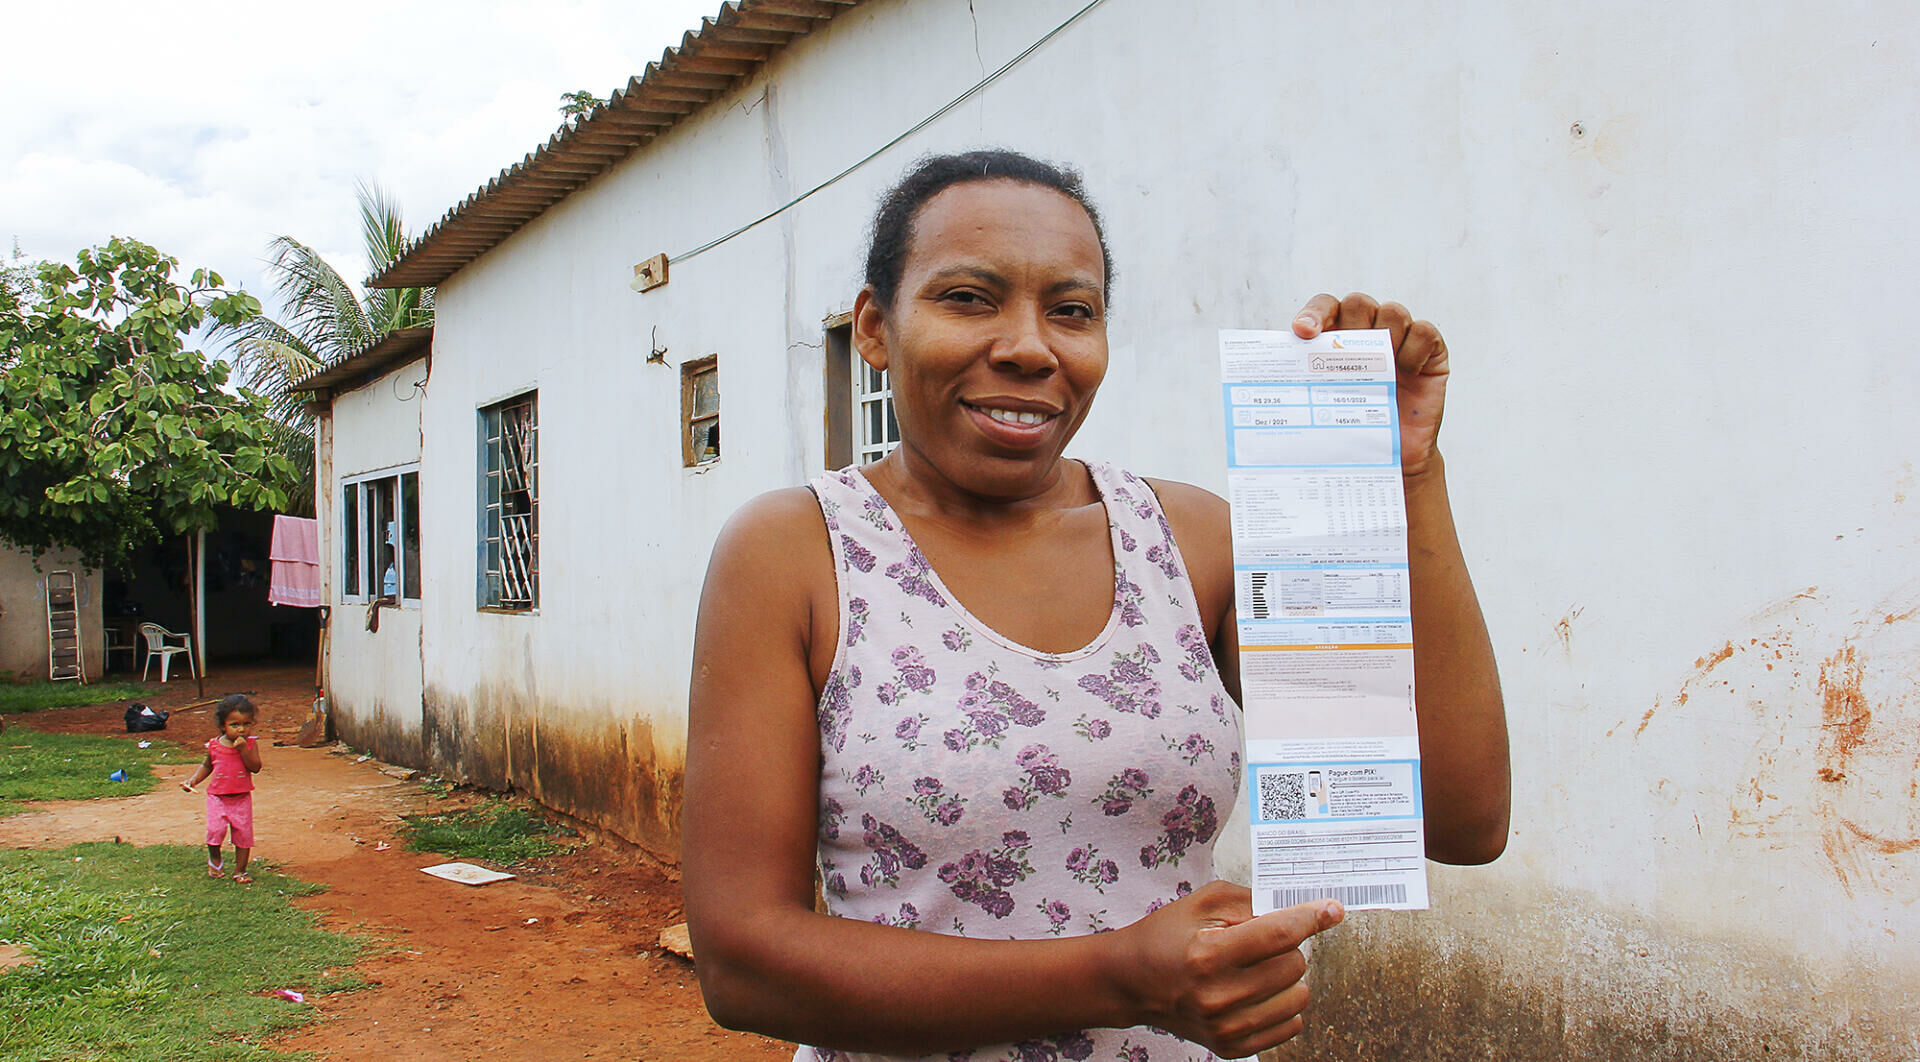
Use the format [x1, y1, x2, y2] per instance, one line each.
[854, 179, 1108, 500]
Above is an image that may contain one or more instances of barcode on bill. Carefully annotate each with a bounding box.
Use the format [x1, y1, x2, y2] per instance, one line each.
[1268, 884, 1408, 908]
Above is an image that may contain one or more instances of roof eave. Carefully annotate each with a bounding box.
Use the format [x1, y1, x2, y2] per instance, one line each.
[289, 327, 435, 399]
[367, 0, 863, 291]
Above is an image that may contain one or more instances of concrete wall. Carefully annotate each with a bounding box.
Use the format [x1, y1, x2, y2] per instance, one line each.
[322, 359, 428, 761]
[0, 549, 102, 680]
[342, 0, 1917, 1055]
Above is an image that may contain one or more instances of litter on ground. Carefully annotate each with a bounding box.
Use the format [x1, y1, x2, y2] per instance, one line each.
[658, 922, 695, 961]
[419, 862, 515, 886]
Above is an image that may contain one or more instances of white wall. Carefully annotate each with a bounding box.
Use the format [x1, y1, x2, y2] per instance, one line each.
[323, 360, 427, 754]
[410, 0, 1918, 1054]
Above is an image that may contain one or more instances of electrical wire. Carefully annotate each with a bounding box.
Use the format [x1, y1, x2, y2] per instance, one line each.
[669, 0, 1110, 266]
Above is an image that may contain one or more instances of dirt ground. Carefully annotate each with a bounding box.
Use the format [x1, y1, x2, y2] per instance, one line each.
[0, 663, 793, 1061]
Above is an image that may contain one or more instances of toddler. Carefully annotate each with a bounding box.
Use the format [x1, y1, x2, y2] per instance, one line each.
[181, 695, 263, 883]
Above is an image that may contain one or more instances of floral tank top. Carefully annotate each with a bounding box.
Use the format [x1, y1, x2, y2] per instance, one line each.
[805, 462, 1244, 1062]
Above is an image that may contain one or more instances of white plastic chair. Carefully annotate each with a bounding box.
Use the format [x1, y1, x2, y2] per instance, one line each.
[138, 622, 197, 682]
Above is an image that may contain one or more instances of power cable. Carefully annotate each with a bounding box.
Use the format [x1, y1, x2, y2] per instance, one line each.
[669, 0, 1110, 266]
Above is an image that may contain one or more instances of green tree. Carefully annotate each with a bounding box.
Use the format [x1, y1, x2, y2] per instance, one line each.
[216, 180, 433, 504]
[559, 89, 604, 119]
[0, 238, 302, 567]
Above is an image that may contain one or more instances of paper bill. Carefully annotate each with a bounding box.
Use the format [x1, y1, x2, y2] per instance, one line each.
[1220, 328, 1429, 913]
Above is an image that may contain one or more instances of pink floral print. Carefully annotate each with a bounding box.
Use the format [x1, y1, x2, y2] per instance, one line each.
[804, 463, 1243, 1062]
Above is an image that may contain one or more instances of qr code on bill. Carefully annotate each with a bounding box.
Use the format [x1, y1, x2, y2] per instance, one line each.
[1258, 769, 1307, 821]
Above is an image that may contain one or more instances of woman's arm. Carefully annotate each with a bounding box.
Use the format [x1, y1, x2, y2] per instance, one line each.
[1158, 294, 1509, 866]
[683, 489, 1342, 1058]
[1292, 294, 1510, 865]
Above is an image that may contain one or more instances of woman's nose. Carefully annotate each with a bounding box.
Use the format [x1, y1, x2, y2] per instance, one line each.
[987, 309, 1058, 375]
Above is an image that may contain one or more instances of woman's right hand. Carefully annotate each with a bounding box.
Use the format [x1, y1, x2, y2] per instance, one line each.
[1116, 881, 1344, 1058]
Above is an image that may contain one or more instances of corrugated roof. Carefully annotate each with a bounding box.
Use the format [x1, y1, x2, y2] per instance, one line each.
[368, 0, 864, 290]
[289, 326, 434, 396]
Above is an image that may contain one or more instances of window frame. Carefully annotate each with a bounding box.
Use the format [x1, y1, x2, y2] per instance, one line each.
[823, 317, 898, 469]
[681, 355, 720, 467]
[338, 464, 422, 607]
[478, 391, 539, 613]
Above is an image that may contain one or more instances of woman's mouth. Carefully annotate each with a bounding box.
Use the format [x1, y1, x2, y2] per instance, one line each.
[976, 405, 1051, 427]
[961, 401, 1060, 447]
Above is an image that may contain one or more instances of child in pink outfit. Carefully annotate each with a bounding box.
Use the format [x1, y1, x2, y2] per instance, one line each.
[181, 695, 263, 883]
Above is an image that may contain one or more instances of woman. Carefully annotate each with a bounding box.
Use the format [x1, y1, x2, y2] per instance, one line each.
[684, 150, 1508, 1061]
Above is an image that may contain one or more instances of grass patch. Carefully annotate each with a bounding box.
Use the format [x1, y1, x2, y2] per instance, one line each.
[0, 841, 362, 1061]
[0, 681, 152, 715]
[0, 730, 192, 815]
[401, 798, 573, 866]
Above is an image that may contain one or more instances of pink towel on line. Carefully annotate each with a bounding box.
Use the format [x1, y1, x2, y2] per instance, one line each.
[269, 514, 319, 563]
[268, 515, 321, 608]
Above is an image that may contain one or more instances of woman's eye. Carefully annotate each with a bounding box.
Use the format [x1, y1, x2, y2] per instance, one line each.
[942, 290, 989, 306]
[1053, 302, 1096, 319]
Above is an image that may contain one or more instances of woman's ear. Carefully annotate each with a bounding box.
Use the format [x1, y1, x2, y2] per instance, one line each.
[852, 286, 890, 373]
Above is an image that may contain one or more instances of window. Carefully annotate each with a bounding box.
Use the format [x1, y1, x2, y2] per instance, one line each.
[682, 356, 719, 465]
[480, 392, 538, 610]
[823, 319, 898, 468]
[854, 358, 900, 465]
[340, 468, 420, 602]
[342, 483, 361, 596]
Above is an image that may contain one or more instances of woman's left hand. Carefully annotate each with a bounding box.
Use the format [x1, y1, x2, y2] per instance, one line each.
[1292, 293, 1449, 479]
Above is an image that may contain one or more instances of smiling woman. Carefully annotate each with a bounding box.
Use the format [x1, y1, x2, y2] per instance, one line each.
[682, 150, 1509, 1062]
[855, 173, 1109, 512]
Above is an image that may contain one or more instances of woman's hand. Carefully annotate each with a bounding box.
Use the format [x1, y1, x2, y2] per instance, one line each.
[1292, 293, 1449, 479]
[1117, 881, 1344, 1059]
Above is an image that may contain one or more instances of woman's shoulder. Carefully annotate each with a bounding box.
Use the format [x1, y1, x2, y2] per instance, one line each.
[1138, 476, 1234, 621]
[705, 486, 837, 606]
[708, 486, 834, 568]
[1137, 476, 1228, 524]
[1139, 476, 1228, 545]
[724, 484, 829, 531]
[698, 485, 843, 694]
[1139, 476, 1230, 556]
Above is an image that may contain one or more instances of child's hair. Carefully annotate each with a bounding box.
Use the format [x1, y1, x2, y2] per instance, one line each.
[215, 694, 257, 727]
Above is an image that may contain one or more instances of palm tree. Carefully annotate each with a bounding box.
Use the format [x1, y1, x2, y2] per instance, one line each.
[218, 181, 433, 512]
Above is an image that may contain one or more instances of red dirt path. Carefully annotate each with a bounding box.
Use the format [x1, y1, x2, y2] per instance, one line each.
[0, 664, 792, 1061]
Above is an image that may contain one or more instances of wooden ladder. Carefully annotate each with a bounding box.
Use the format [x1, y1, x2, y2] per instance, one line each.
[45, 570, 86, 684]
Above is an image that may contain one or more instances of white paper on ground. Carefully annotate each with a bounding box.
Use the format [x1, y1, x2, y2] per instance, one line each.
[420, 861, 516, 886]
[1220, 328, 1429, 913]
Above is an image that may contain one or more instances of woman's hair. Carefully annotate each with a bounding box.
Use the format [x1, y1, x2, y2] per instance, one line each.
[215, 694, 256, 726]
[863, 149, 1113, 311]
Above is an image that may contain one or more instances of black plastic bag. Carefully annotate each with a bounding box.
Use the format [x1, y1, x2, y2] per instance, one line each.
[124, 703, 169, 733]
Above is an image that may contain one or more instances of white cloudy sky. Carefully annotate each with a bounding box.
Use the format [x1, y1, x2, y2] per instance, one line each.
[2, 0, 724, 315]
